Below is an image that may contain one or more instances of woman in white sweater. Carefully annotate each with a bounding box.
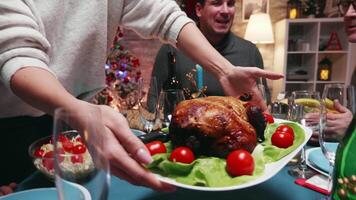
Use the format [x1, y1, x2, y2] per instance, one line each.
[0, 0, 282, 191]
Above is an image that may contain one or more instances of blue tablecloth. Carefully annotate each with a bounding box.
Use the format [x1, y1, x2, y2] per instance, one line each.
[14, 166, 323, 200]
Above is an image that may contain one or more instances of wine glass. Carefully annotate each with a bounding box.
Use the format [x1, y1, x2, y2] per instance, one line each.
[319, 84, 355, 195]
[158, 89, 185, 128]
[288, 90, 322, 178]
[270, 91, 290, 119]
[138, 77, 159, 133]
[53, 108, 110, 200]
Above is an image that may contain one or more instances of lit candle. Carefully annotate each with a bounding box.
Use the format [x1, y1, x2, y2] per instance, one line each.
[195, 64, 203, 90]
[290, 8, 297, 19]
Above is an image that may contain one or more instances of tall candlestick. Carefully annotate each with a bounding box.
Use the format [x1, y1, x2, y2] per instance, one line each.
[195, 64, 203, 90]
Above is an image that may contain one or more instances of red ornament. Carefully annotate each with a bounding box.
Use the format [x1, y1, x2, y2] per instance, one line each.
[123, 77, 130, 83]
[114, 36, 119, 43]
[112, 63, 118, 70]
[107, 95, 113, 103]
[132, 59, 140, 67]
[118, 32, 123, 38]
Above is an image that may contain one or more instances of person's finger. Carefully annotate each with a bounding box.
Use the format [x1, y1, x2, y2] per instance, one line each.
[0, 185, 13, 195]
[8, 183, 16, 190]
[250, 86, 268, 111]
[103, 108, 153, 165]
[110, 166, 141, 186]
[107, 138, 175, 191]
[324, 126, 337, 133]
[249, 67, 284, 80]
[333, 100, 349, 113]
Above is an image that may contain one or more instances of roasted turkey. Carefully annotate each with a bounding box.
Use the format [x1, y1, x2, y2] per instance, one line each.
[169, 96, 264, 158]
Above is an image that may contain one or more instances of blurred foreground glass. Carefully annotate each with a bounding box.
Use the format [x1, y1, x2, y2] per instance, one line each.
[53, 108, 110, 200]
[158, 90, 185, 128]
[319, 84, 355, 196]
[139, 77, 159, 133]
[288, 91, 322, 178]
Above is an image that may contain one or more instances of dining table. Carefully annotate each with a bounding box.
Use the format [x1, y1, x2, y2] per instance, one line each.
[13, 165, 324, 200]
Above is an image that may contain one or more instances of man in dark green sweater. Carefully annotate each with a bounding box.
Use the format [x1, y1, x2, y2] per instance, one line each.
[152, 0, 270, 102]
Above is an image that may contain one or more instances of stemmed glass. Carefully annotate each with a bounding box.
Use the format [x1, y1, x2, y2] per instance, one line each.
[319, 84, 355, 196]
[158, 89, 185, 128]
[287, 91, 322, 178]
[270, 91, 290, 120]
[53, 108, 110, 200]
[138, 77, 159, 133]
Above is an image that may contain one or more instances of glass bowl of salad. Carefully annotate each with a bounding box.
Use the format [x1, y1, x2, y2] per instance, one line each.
[28, 131, 94, 180]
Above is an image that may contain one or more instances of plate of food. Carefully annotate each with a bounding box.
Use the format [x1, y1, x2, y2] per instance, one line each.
[28, 131, 95, 180]
[144, 96, 312, 191]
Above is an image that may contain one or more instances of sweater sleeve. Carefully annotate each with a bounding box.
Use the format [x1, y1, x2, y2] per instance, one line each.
[0, 0, 53, 89]
[120, 0, 194, 45]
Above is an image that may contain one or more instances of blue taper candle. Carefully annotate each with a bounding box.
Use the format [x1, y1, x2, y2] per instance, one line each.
[196, 64, 203, 90]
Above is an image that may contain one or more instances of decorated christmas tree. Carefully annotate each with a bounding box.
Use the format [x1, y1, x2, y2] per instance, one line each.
[94, 27, 142, 111]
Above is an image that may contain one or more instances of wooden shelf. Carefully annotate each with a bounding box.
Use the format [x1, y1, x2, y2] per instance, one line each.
[273, 18, 353, 99]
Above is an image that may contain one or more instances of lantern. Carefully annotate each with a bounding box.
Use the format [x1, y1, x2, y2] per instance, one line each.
[287, 0, 302, 19]
[318, 57, 332, 81]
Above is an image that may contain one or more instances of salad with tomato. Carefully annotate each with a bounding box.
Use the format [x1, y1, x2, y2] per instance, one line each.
[146, 122, 305, 188]
[32, 133, 94, 178]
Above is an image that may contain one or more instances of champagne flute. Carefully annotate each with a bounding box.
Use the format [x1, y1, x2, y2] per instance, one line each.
[139, 77, 159, 133]
[319, 84, 355, 196]
[158, 89, 185, 128]
[288, 91, 322, 178]
[53, 108, 110, 200]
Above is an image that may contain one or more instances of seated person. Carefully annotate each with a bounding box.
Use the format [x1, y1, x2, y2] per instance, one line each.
[151, 0, 270, 102]
[324, 1, 356, 135]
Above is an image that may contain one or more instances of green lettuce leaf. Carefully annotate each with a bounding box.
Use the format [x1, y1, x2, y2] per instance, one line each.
[262, 122, 305, 163]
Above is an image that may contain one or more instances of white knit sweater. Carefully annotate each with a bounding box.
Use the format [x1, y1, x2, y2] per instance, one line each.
[0, 0, 192, 118]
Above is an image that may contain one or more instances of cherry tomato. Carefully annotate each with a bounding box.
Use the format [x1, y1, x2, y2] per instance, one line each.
[276, 125, 294, 138]
[145, 141, 167, 156]
[169, 147, 195, 164]
[72, 144, 87, 154]
[263, 113, 274, 123]
[75, 137, 83, 143]
[43, 151, 54, 158]
[271, 131, 294, 148]
[42, 158, 54, 171]
[71, 154, 84, 164]
[62, 140, 74, 152]
[226, 149, 254, 177]
[58, 135, 70, 143]
[42, 151, 59, 170]
[34, 148, 44, 158]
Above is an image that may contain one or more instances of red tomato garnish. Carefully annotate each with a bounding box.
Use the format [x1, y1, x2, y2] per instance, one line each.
[62, 140, 74, 152]
[145, 141, 167, 156]
[42, 158, 54, 171]
[276, 125, 294, 138]
[169, 146, 195, 164]
[226, 149, 254, 177]
[71, 154, 84, 164]
[75, 137, 83, 143]
[43, 151, 54, 158]
[271, 131, 294, 148]
[58, 135, 70, 143]
[72, 144, 87, 154]
[263, 113, 274, 123]
[34, 148, 44, 158]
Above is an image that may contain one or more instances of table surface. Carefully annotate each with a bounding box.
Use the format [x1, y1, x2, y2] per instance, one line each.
[16, 166, 324, 200]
